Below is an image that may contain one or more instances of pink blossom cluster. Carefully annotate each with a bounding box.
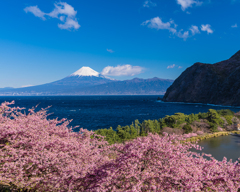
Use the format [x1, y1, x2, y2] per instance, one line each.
[87, 133, 240, 191]
[183, 133, 198, 138]
[218, 127, 224, 131]
[1, 101, 240, 191]
[196, 130, 204, 135]
[0, 101, 111, 191]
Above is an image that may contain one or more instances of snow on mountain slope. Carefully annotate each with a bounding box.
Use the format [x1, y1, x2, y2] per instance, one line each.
[70, 67, 100, 77]
[0, 66, 173, 95]
[70, 66, 115, 80]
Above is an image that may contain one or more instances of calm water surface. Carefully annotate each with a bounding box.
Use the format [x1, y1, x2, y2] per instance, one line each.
[1, 96, 240, 161]
[0, 96, 240, 132]
[193, 135, 240, 162]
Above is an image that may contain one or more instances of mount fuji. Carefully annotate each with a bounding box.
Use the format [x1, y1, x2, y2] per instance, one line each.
[0, 67, 173, 95]
[70, 66, 103, 77]
[44, 66, 113, 88]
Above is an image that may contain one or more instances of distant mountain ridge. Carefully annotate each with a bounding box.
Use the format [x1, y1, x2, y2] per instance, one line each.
[163, 50, 240, 106]
[69, 77, 173, 95]
[0, 67, 173, 95]
[0, 87, 14, 90]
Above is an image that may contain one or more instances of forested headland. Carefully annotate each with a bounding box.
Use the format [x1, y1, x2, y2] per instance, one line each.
[95, 109, 240, 144]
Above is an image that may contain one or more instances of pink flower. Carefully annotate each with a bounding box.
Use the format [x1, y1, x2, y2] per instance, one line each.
[1, 101, 240, 191]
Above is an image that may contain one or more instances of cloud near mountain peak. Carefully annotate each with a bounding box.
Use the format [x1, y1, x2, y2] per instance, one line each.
[101, 65, 145, 76]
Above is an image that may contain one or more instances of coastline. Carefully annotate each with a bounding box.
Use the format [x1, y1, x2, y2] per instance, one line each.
[185, 131, 240, 143]
[158, 100, 240, 108]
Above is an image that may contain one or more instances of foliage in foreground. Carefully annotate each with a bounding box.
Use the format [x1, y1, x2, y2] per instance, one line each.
[1, 102, 240, 191]
[0, 101, 111, 191]
[87, 133, 240, 192]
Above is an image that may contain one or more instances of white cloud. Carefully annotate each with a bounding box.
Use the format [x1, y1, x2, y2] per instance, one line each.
[189, 25, 200, 35]
[231, 23, 238, 28]
[141, 17, 197, 40]
[201, 24, 213, 34]
[24, 6, 46, 20]
[177, 0, 203, 11]
[143, 0, 157, 8]
[177, 30, 189, 40]
[101, 65, 144, 76]
[48, 2, 77, 18]
[141, 17, 177, 34]
[59, 16, 65, 21]
[58, 17, 80, 30]
[24, 2, 80, 30]
[167, 64, 176, 69]
[107, 49, 114, 53]
[142, 17, 211, 40]
[167, 64, 182, 69]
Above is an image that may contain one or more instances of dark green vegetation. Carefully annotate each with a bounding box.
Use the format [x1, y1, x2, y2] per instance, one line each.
[95, 109, 239, 144]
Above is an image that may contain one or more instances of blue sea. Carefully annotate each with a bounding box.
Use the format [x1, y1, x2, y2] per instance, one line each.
[0, 96, 240, 132]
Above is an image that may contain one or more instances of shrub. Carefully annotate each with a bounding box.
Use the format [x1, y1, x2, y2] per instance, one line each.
[116, 125, 132, 142]
[163, 115, 176, 128]
[208, 122, 218, 132]
[198, 112, 208, 119]
[116, 124, 139, 142]
[186, 113, 199, 124]
[163, 113, 188, 128]
[217, 109, 234, 116]
[95, 127, 121, 144]
[223, 115, 233, 125]
[207, 109, 224, 127]
[141, 119, 161, 134]
[182, 124, 193, 134]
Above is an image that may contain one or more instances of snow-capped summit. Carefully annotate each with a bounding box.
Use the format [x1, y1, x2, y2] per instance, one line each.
[70, 66, 100, 77]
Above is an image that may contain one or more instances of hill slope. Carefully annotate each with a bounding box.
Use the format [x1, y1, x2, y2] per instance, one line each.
[163, 50, 240, 106]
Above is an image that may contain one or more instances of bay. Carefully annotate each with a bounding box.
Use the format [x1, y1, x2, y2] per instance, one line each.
[0, 96, 240, 132]
[192, 135, 240, 162]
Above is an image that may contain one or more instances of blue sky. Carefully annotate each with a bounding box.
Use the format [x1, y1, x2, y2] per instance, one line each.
[0, 0, 240, 88]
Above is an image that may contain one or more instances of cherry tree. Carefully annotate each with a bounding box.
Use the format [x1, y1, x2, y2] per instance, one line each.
[0, 101, 111, 191]
[0, 101, 240, 191]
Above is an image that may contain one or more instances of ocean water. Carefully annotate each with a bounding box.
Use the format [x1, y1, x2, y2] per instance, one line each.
[0, 96, 240, 132]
